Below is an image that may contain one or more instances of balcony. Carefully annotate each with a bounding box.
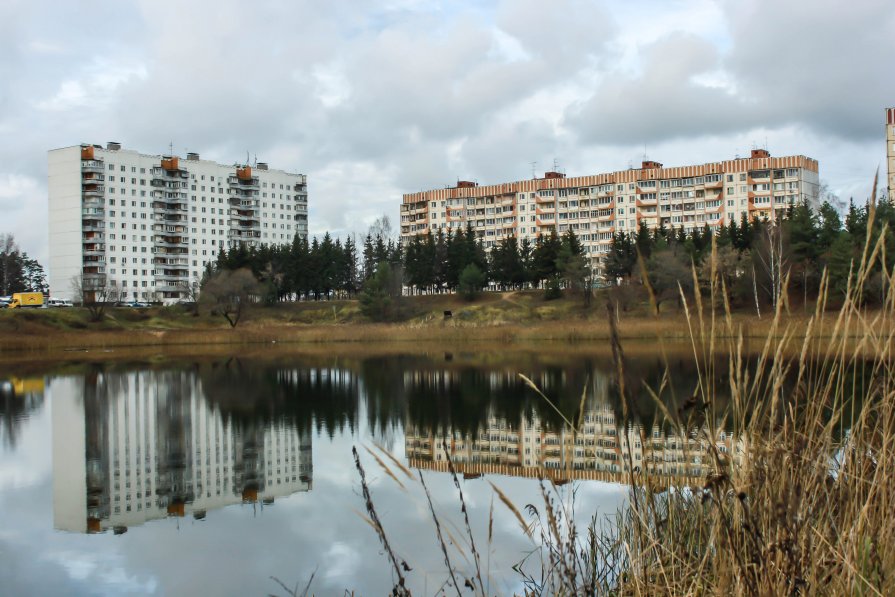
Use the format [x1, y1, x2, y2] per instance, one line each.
[228, 230, 261, 239]
[155, 246, 189, 256]
[81, 172, 104, 182]
[156, 282, 188, 292]
[156, 273, 190, 282]
[154, 237, 189, 248]
[82, 246, 106, 257]
[154, 257, 189, 267]
[82, 185, 105, 198]
[82, 222, 105, 232]
[229, 175, 259, 191]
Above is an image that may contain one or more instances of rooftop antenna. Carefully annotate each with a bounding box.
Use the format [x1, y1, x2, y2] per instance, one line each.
[553, 157, 560, 172]
[253, 153, 257, 167]
[168, 141, 174, 156]
[530, 161, 537, 179]
[246, 151, 250, 166]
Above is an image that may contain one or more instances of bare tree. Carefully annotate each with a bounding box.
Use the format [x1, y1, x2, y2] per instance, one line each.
[199, 268, 263, 328]
[367, 214, 394, 242]
[752, 220, 789, 311]
[71, 274, 121, 322]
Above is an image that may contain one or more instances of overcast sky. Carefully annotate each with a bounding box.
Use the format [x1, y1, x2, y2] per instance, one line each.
[2, 0, 893, 264]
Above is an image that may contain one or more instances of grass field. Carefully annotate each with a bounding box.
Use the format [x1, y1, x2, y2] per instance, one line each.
[0, 289, 880, 356]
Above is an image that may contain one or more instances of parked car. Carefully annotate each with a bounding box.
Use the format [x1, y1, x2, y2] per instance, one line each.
[47, 298, 74, 307]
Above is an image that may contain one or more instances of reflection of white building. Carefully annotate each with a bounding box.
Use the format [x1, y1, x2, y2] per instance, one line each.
[405, 372, 743, 483]
[51, 371, 312, 534]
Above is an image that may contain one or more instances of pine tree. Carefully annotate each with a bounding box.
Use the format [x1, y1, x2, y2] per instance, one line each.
[362, 234, 376, 281]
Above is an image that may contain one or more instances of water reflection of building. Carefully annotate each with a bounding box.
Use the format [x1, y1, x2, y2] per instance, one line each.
[405, 372, 743, 483]
[51, 371, 312, 534]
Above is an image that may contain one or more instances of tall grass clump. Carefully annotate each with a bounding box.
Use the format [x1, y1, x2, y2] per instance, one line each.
[348, 179, 895, 595]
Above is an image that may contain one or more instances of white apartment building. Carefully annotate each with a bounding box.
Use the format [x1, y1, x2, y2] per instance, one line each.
[51, 371, 312, 534]
[400, 149, 819, 275]
[48, 142, 309, 303]
[887, 108, 895, 202]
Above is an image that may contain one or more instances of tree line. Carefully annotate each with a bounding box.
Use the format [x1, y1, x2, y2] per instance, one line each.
[0, 234, 48, 296]
[205, 226, 590, 301]
[604, 198, 895, 312]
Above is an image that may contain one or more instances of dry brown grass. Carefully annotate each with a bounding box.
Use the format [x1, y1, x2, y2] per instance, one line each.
[0, 310, 882, 358]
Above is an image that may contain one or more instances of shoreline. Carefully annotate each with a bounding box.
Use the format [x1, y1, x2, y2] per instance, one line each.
[0, 310, 879, 361]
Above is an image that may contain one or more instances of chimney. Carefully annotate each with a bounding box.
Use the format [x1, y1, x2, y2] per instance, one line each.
[641, 160, 662, 170]
[544, 171, 565, 179]
[106, 141, 121, 150]
[456, 180, 477, 188]
[750, 149, 770, 159]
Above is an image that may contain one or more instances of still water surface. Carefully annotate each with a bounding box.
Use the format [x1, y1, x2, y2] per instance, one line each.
[1, 347, 736, 595]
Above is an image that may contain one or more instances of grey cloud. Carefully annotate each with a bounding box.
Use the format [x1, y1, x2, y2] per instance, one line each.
[722, 0, 895, 141]
[1, 0, 891, 265]
[565, 33, 769, 144]
[566, 0, 895, 148]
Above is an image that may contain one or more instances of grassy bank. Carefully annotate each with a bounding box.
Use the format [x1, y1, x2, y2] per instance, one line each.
[0, 290, 884, 355]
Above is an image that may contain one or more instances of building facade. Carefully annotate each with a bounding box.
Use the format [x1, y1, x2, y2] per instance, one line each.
[887, 108, 895, 202]
[400, 149, 819, 275]
[48, 142, 308, 302]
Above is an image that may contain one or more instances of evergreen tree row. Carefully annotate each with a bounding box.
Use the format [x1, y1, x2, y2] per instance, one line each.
[206, 226, 589, 301]
[604, 198, 895, 310]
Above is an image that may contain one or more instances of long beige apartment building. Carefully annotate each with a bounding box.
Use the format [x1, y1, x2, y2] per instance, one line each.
[400, 149, 819, 275]
[887, 108, 895, 201]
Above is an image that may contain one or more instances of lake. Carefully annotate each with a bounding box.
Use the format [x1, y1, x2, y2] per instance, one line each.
[0, 344, 756, 595]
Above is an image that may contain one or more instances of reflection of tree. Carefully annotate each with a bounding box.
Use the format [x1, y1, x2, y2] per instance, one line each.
[56, 349, 862, 459]
[199, 358, 360, 437]
[0, 380, 45, 448]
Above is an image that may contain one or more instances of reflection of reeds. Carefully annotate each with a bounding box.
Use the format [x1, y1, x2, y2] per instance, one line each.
[346, 179, 894, 595]
[351, 446, 409, 595]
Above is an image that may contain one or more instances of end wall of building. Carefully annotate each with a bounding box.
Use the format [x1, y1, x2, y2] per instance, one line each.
[48, 147, 86, 300]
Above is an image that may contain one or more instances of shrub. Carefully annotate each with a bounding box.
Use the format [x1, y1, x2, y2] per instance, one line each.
[458, 264, 485, 301]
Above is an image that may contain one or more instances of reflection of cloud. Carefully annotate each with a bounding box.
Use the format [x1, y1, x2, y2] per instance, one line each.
[323, 541, 361, 581]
